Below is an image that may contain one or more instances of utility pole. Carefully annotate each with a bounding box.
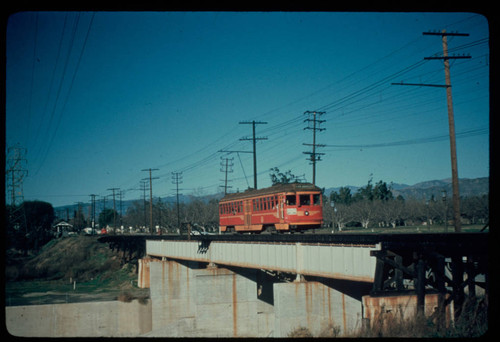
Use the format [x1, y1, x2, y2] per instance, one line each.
[89, 194, 96, 234]
[119, 190, 124, 230]
[303, 111, 326, 186]
[107, 188, 120, 234]
[423, 30, 470, 233]
[140, 180, 148, 231]
[172, 172, 183, 233]
[239, 120, 267, 189]
[142, 168, 159, 234]
[220, 157, 234, 195]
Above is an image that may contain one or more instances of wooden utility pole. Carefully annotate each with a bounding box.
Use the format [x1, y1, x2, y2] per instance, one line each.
[239, 120, 267, 189]
[423, 30, 470, 233]
[172, 172, 183, 232]
[107, 187, 120, 233]
[142, 168, 159, 234]
[303, 111, 325, 185]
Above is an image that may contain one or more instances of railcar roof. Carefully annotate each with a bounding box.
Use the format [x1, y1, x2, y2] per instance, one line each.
[220, 182, 322, 202]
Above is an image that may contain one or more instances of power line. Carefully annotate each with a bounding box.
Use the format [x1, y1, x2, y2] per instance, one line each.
[324, 127, 487, 150]
[33, 12, 95, 177]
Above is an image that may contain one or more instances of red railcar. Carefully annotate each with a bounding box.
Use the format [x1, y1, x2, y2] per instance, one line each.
[219, 183, 323, 233]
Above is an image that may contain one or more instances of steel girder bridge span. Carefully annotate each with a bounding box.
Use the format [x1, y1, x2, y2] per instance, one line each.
[144, 233, 488, 318]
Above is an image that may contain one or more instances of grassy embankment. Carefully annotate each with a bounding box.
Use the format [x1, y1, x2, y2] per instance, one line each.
[5, 235, 148, 306]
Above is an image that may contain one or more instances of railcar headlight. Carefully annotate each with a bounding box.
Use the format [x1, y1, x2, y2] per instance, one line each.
[304, 211, 309, 216]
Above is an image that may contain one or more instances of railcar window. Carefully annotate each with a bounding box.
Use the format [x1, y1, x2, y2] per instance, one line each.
[313, 194, 321, 205]
[286, 195, 296, 205]
[300, 194, 310, 206]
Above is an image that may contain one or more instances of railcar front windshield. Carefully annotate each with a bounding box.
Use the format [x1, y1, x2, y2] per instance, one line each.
[299, 194, 310, 206]
[286, 195, 296, 205]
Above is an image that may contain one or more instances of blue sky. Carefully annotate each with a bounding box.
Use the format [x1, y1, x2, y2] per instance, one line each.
[6, 11, 489, 207]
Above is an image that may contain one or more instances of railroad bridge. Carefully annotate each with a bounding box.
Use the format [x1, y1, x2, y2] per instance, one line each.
[110, 232, 487, 337]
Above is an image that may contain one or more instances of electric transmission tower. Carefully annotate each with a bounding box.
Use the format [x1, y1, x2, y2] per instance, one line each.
[303, 111, 325, 185]
[220, 157, 234, 195]
[6, 145, 28, 232]
[6, 145, 28, 206]
[89, 194, 96, 234]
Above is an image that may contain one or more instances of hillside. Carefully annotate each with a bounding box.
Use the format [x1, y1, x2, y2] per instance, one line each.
[5, 236, 148, 306]
[392, 177, 489, 200]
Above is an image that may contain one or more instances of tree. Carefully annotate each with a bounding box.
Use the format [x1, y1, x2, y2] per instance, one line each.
[124, 200, 147, 230]
[11, 201, 55, 252]
[353, 178, 374, 202]
[350, 200, 374, 229]
[98, 208, 118, 229]
[330, 187, 353, 205]
[377, 198, 405, 228]
[373, 181, 393, 201]
[269, 167, 302, 185]
[326, 202, 352, 231]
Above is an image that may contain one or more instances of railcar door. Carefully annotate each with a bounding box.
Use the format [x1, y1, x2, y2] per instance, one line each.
[244, 199, 252, 229]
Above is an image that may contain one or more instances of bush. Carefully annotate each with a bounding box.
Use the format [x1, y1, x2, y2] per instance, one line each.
[353, 296, 488, 338]
[287, 327, 313, 338]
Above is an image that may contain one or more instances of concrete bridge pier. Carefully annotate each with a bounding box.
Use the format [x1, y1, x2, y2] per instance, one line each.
[144, 258, 274, 337]
[140, 257, 368, 337]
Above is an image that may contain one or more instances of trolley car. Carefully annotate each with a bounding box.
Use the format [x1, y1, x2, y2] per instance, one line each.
[219, 183, 323, 233]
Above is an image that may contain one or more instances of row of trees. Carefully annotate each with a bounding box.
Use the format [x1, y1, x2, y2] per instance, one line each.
[326, 179, 488, 230]
[124, 197, 219, 233]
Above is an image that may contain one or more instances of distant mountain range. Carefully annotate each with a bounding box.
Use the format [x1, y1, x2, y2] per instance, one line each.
[55, 177, 488, 215]
[324, 177, 489, 200]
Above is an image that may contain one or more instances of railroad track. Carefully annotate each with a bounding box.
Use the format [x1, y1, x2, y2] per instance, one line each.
[99, 231, 488, 253]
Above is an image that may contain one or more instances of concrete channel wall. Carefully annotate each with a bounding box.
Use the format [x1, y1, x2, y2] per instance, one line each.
[5, 299, 152, 337]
